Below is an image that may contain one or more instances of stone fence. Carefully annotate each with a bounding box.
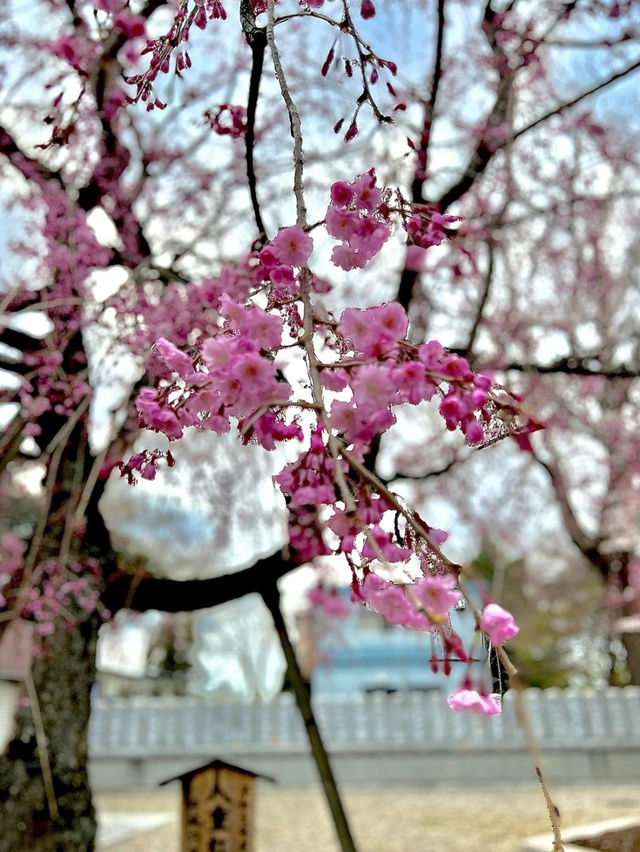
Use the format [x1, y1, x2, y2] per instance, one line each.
[89, 687, 640, 790]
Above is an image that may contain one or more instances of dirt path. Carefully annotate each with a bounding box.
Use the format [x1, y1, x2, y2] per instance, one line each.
[96, 785, 640, 851]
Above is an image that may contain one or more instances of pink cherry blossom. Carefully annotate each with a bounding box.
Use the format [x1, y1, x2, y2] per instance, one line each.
[329, 180, 354, 207]
[447, 688, 502, 715]
[480, 603, 520, 646]
[308, 585, 350, 616]
[360, 573, 427, 629]
[331, 243, 367, 271]
[270, 225, 314, 267]
[338, 302, 408, 357]
[413, 573, 461, 619]
[361, 525, 411, 563]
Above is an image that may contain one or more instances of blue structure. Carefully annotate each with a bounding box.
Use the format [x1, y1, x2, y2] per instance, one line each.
[310, 593, 485, 696]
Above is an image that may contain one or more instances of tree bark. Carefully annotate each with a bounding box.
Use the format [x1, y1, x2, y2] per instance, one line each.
[0, 616, 99, 852]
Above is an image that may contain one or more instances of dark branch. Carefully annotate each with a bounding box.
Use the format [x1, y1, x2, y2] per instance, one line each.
[512, 57, 640, 142]
[392, 456, 460, 482]
[534, 452, 629, 584]
[0, 358, 31, 376]
[0, 326, 46, 352]
[464, 242, 494, 357]
[101, 550, 296, 614]
[502, 358, 640, 379]
[436, 4, 514, 213]
[241, 0, 268, 244]
[0, 124, 55, 189]
[396, 0, 446, 312]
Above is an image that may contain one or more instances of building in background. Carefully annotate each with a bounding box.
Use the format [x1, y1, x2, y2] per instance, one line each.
[299, 590, 484, 696]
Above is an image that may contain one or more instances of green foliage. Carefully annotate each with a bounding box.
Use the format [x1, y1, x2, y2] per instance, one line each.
[472, 542, 605, 689]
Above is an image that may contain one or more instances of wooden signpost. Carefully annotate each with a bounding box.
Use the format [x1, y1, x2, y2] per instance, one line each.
[160, 758, 273, 852]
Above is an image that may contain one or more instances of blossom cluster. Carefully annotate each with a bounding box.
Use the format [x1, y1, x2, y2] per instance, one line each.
[130, 174, 533, 713]
[205, 104, 248, 138]
[133, 300, 298, 444]
[125, 0, 226, 107]
[329, 308, 495, 449]
[8, 182, 112, 436]
[303, 0, 375, 18]
[0, 535, 105, 641]
[326, 171, 392, 271]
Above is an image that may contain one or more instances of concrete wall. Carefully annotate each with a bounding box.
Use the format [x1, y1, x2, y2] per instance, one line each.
[88, 687, 640, 790]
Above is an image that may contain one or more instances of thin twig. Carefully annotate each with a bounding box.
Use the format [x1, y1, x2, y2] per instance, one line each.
[73, 449, 107, 532]
[59, 432, 90, 566]
[496, 647, 564, 851]
[265, 0, 307, 227]
[25, 672, 59, 822]
[512, 57, 640, 143]
[340, 445, 460, 570]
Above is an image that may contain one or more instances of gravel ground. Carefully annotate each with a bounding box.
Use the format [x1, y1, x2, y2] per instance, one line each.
[96, 785, 640, 851]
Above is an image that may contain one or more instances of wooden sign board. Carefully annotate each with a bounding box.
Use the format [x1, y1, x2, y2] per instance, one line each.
[161, 759, 273, 852]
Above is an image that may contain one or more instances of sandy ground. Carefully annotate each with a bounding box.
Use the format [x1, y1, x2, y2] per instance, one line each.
[95, 785, 640, 851]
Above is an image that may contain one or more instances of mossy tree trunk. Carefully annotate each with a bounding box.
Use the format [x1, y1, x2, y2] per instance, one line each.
[0, 616, 100, 852]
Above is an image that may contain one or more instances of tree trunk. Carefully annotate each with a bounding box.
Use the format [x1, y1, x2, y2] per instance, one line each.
[0, 615, 99, 852]
[0, 326, 109, 851]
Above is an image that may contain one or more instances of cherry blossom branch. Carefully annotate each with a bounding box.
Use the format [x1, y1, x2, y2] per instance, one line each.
[368, 0, 446, 309]
[339, 0, 392, 127]
[274, 4, 398, 143]
[340, 444, 460, 571]
[266, 0, 361, 512]
[452, 580, 565, 848]
[238, 398, 320, 437]
[265, 0, 307, 227]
